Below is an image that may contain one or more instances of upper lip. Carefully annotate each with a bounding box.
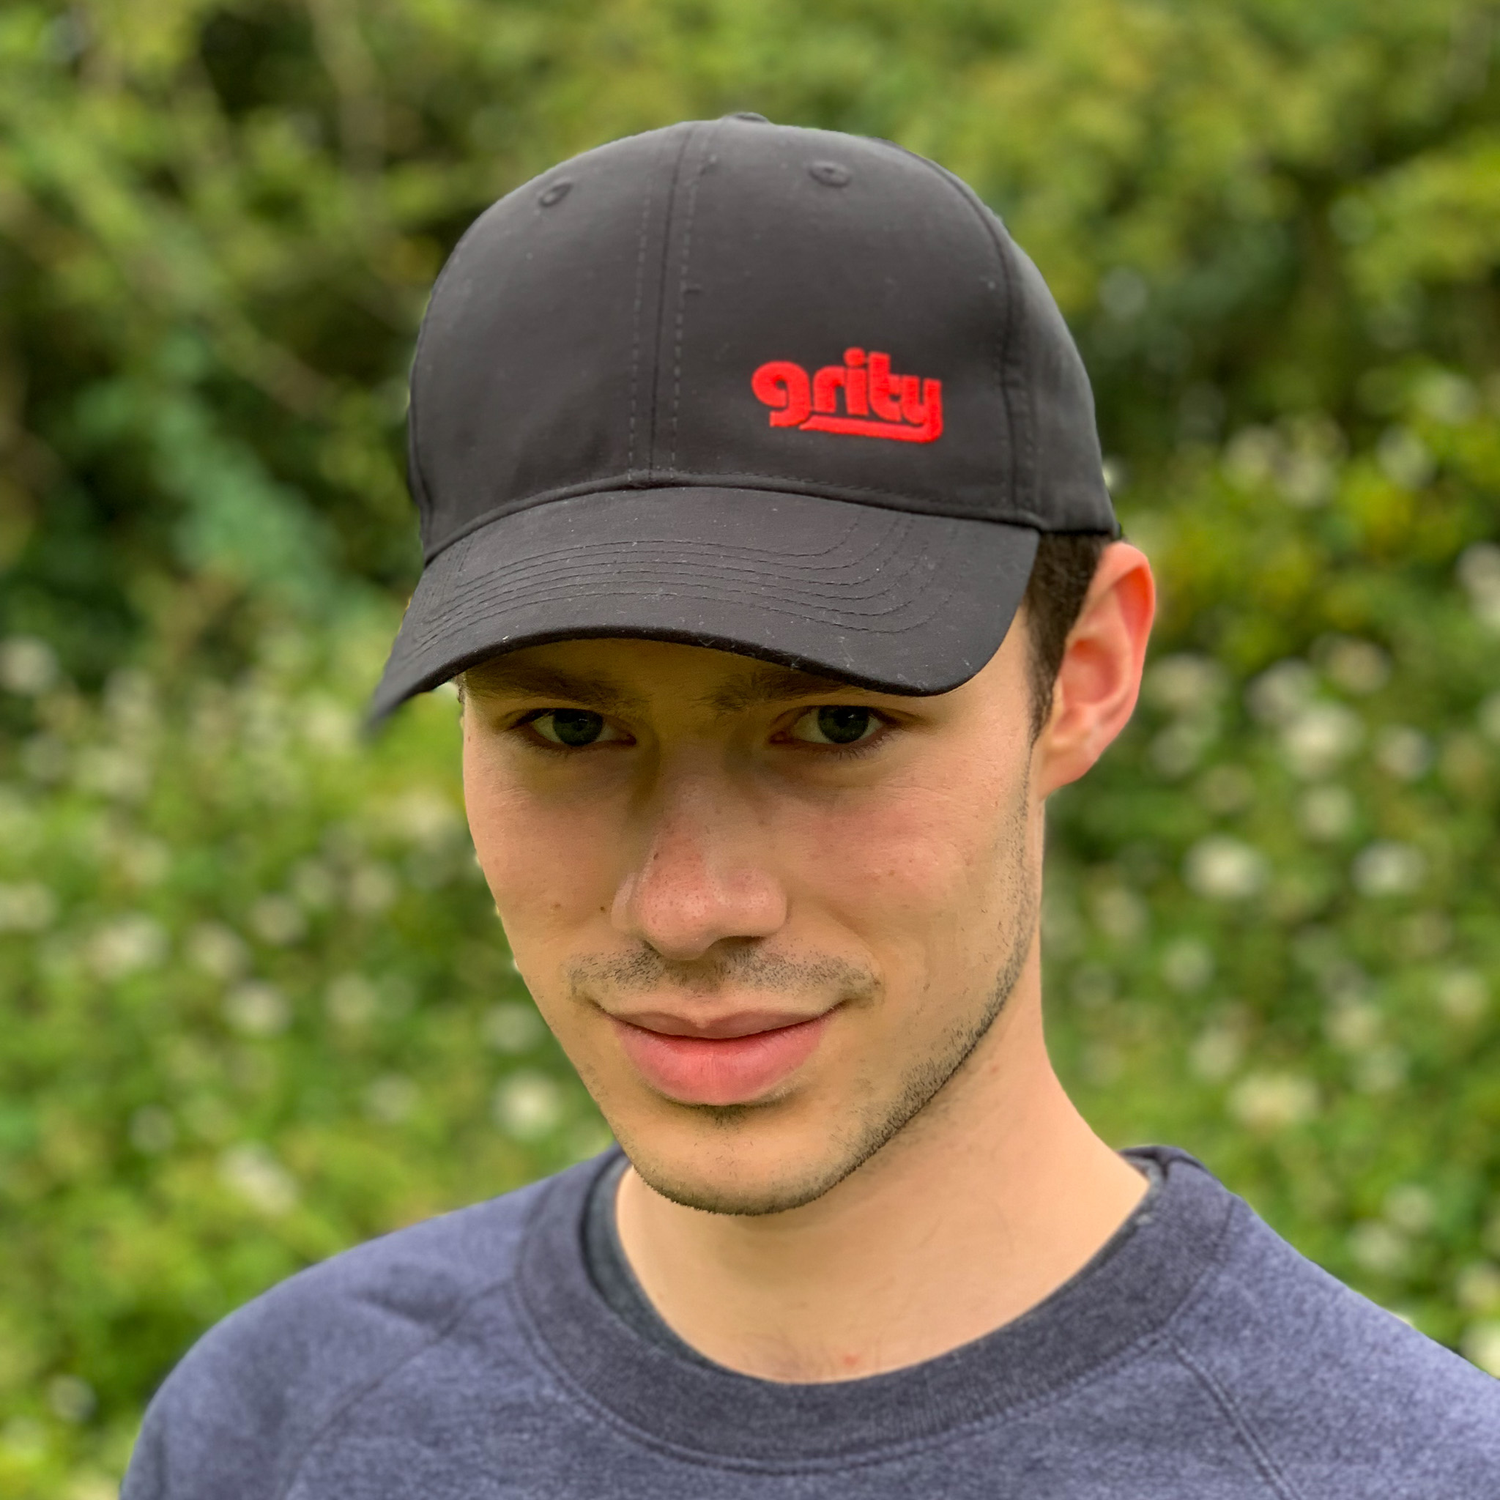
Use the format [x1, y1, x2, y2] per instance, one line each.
[608, 1008, 831, 1039]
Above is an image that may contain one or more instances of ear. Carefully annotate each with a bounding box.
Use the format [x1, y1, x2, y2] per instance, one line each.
[1033, 542, 1155, 798]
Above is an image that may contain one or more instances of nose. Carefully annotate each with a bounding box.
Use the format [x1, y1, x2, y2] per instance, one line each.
[611, 773, 788, 962]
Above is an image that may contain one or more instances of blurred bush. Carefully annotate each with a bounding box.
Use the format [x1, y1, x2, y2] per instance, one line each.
[0, 616, 609, 1494]
[1, 0, 1499, 1494]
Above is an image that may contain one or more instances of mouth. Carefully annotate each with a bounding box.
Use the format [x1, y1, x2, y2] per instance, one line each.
[608, 1007, 836, 1106]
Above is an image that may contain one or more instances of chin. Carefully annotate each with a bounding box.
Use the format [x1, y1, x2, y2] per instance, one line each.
[605, 1094, 881, 1218]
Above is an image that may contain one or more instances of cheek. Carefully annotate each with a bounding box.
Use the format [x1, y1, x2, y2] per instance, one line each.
[462, 746, 615, 946]
[795, 773, 1029, 945]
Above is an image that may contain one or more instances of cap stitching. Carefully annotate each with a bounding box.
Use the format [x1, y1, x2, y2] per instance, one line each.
[647, 127, 698, 475]
[404, 576, 952, 640]
[669, 145, 713, 471]
[625, 154, 659, 476]
[918, 162, 1029, 515]
[405, 188, 532, 539]
[420, 474, 1045, 565]
[433, 548, 933, 614]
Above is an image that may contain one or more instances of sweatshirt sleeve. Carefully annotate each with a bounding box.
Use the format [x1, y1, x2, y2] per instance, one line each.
[120, 1193, 529, 1500]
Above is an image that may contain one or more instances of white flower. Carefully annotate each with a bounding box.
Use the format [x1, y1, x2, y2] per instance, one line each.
[1458, 543, 1500, 630]
[1464, 1322, 1500, 1376]
[1324, 1001, 1381, 1053]
[1466, 1321, 1500, 1379]
[364, 1074, 418, 1124]
[1227, 1071, 1317, 1130]
[299, 695, 356, 756]
[1385, 1184, 1436, 1235]
[348, 862, 399, 915]
[1373, 725, 1432, 781]
[1184, 837, 1268, 901]
[1090, 886, 1149, 942]
[0, 882, 58, 933]
[73, 746, 151, 802]
[326, 972, 379, 1026]
[1280, 702, 1363, 778]
[224, 981, 291, 1037]
[1376, 425, 1434, 490]
[1298, 784, 1356, 841]
[484, 1002, 546, 1054]
[187, 922, 250, 980]
[249, 894, 307, 946]
[381, 788, 463, 849]
[0, 636, 59, 695]
[1245, 660, 1316, 725]
[46, 1375, 95, 1424]
[1351, 841, 1426, 897]
[1353, 1046, 1408, 1093]
[1144, 654, 1226, 715]
[1438, 969, 1488, 1024]
[1348, 1220, 1408, 1276]
[1456, 1263, 1500, 1315]
[1188, 1025, 1242, 1083]
[493, 1071, 565, 1141]
[129, 1106, 177, 1154]
[218, 1144, 298, 1216]
[1322, 637, 1390, 694]
[88, 914, 168, 980]
[1161, 938, 1214, 993]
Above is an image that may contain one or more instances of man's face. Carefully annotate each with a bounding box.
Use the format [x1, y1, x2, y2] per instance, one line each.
[462, 626, 1046, 1214]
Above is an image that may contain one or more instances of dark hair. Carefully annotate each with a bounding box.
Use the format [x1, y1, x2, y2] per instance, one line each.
[1021, 532, 1113, 736]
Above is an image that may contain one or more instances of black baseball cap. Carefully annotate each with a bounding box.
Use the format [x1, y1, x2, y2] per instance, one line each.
[371, 114, 1116, 720]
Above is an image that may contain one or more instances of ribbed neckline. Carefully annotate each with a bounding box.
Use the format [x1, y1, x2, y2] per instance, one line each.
[515, 1145, 1239, 1465]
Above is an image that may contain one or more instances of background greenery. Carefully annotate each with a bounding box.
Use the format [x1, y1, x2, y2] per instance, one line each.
[2, 0, 1499, 1492]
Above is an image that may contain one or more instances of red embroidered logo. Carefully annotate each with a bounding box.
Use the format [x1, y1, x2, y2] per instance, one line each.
[751, 349, 943, 444]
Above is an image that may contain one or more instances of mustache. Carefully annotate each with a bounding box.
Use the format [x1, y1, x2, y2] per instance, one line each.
[566, 944, 880, 1001]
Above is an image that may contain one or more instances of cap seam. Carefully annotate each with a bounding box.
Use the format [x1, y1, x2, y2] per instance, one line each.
[647, 125, 699, 475]
[918, 161, 1032, 516]
[420, 476, 1048, 565]
[669, 135, 716, 471]
[624, 145, 662, 476]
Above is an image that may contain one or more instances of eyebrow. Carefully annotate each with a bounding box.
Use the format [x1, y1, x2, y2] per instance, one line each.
[698, 663, 871, 715]
[461, 661, 648, 715]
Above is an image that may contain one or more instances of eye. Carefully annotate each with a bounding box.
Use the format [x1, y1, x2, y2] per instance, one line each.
[528, 709, 625, 747]
[788, 705, 881, 746]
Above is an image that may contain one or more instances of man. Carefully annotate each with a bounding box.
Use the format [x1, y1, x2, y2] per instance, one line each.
[125, 116, 1497, 1497]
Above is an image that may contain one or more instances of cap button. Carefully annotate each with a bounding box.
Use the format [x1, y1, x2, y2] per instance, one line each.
[808, 161, 851, 187]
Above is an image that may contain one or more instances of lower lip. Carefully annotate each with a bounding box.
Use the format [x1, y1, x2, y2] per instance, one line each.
[612, 1013, 833, 1106]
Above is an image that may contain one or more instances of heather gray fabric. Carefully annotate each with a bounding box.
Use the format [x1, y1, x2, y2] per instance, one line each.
[124, 1146, 1500, 1499]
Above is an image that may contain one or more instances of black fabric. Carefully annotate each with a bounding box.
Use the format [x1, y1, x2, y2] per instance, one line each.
[372, 488, 1039, 714]
[372, 116, 1116, 720]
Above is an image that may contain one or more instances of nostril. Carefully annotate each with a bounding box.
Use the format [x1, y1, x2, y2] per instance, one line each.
[808, 161, 851, 188]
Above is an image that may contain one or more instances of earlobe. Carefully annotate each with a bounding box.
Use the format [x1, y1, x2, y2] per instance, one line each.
[1034, 543, 1155, 797]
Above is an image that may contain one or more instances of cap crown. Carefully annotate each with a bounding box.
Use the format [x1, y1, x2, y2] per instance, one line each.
[408, 117, 1113, 564]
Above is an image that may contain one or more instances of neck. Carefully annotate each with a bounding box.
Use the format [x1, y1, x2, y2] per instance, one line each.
[613, 954, 1147, 1382]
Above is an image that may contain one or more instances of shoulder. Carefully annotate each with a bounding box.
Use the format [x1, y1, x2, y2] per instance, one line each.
[1165, 1160, 1500, 1496]
[122, 1171, 560, 1500]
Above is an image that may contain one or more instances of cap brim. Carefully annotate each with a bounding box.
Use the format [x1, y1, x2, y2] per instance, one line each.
[369, 487, 1038, 722]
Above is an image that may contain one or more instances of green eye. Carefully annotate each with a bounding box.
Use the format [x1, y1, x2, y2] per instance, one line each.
[534, 709, 607, 746]
[790, 706, 879, 745]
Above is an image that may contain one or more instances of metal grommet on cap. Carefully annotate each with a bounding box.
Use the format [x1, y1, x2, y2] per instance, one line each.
[537, 180, 573, 207]
[808, 161, 851, 187]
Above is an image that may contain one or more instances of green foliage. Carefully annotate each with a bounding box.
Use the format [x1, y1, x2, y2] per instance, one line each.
[0, 619, 608, 1494]
[1, 0, 1499, 1494]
